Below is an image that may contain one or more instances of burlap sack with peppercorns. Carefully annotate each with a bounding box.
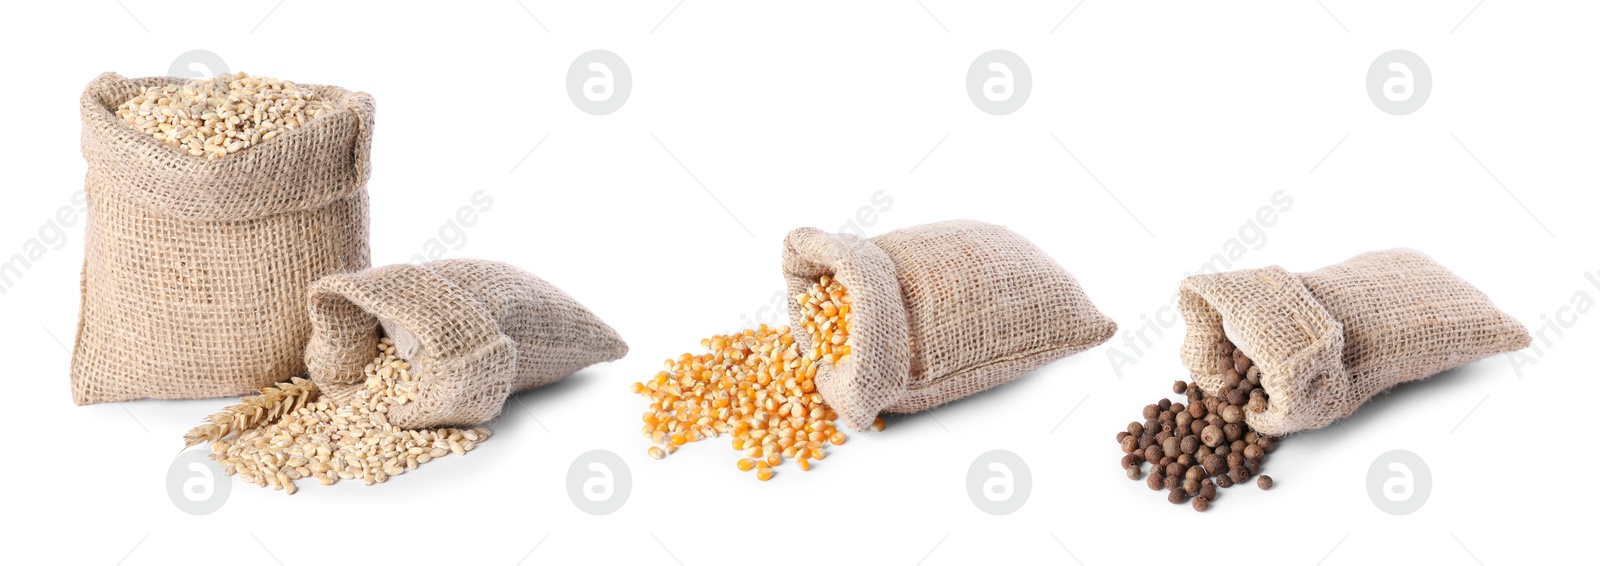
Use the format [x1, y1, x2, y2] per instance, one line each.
[1179, 248, 1530, 437]
[72, 72, 374, 405]
[304, 259, 628, 429]
[783, 220, 1118, 431]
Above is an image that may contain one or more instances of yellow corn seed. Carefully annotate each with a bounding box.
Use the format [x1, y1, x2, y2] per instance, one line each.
[647, 446, 666, 460]
[737, 458, 755, 472]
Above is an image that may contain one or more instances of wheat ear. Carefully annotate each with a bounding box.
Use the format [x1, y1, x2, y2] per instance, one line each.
[182, 377, 320, 450]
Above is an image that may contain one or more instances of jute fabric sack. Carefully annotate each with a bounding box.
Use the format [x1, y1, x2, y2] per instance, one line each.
[1180, 248, 1531, 436]
[72, 72, 373, 404]
[784, 220, 1117, 431]
[305, 259, 628, 428]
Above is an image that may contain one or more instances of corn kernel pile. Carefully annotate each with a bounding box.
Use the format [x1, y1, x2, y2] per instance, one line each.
[798, 275, 852, 365]
[631, 276, 880, 481]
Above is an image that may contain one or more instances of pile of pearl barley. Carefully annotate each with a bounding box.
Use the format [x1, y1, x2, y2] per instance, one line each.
[198, 338, 489, 495]
[117, 72, 336, 160]
[1117, 341, 1277, 512]
[631, 276, 880, 481]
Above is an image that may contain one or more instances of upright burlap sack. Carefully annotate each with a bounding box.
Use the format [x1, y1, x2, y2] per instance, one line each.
[1180, 248, 1530, 437]
[72, 72, 373, 405]
[784, 220, 1117, 431]
[305, 259, 628, 429]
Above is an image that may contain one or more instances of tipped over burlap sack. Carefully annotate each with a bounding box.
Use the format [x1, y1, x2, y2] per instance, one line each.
[72, 72, 373, 405]
[304, 259, 628, 429]
[1180, 248, 1531, 437]
[783, 220, 1117, 431]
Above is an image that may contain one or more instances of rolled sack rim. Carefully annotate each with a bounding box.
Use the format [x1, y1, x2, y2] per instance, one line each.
[782, 227, 912, 431]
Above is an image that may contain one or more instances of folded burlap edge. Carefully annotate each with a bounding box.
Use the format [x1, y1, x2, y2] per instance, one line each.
[79, 72, 375, 222]
[1179, 266, 1351, 437]
[305, 263, 517, 428]
[783, 227, 912, 432]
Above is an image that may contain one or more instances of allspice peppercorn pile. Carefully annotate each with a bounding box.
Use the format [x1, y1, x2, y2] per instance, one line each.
[1116, 340, 1278, 511]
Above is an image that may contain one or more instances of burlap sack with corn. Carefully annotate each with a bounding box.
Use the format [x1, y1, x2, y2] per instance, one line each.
[1179, 249, 1531, 437]
[783, 220, 1118, 431]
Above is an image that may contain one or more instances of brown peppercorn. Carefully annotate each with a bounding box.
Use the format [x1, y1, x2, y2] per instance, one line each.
[1257, 436, 1276, 454]
[1247, 396, 1268, 413]
[1222, 341, 1235, 355]
[1203, 454, 1226, 476]
[1207, 415, 1224, 429]
[1120, 435, 1140, 454]
[1168, 489, 1187, 505]
[1221, 405, 1244, 424]
[1157, 398, 1171, 411]
[1196, 445, 1213, 460]
[1185, 466, 1204, 483]
[1144, 418, 1159, 432]
[1245, 458, 1261, 476]
[1144, 445, 1163, 464]
[1228, 466, 1249, 483]
[1142, 404, 1160, 420]
[1121, 454, 1142, 470]
[1214, 444, 1230, 457]
[1257, 475, 1274, 490]
[1215, 473, 1233, 488]
[1199, 479, 1217, 500]
[1225, 424, 1243, 443]
[1163, 437, 1180, 459]
[1155, 430, 1172, 444]
[1147, 471, 1164, 491]
[1223, 372, 1241, 391]
[1171, 402, 1185, 415]
[1188, 402, 1206, 419]
[1175, 412, 1193, 430]
[1166, 462, 1185, 479]
[1183, 478, 1200, 496]
[1173, 381, 1188, 394]
[1176, 454, 1193, 467]
[1191, 495, 1209, 512]
[1165, 475, 1182, 492]
[1233, 354, 1251, 375]
[1127, 421, 1144, 437]
[1159, 456, 1174, 467]
[1127, 466, 1142, 481]
[1246, 365, 1261, 384]
[1186, 387, 1203, 404]
[1139, 436, 1156, 450]
[1227, 388, 1247, 406]
[1227, 452, 1244, 469]
[1243, 444, 1263, 461]
[1116, 431, 1130, 443]
[1180, 435, 1199, 454]
[1190, 420, 1207, 436]
[1201, 425, 1223, 448]
[1204, 397, 1222, 413]
[1244, 431, 1258, 445]
[1230, 439, 1247, 453]
[1160, 421, 1175, 434]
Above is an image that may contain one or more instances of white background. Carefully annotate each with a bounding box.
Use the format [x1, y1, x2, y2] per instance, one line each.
[2, 1, 1596, 564]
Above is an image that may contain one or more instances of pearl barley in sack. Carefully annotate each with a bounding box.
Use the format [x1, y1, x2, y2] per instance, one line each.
[1179, 248, 1531, 437]
[304, 259, 628, 429]
[783, 220, 1118, 431]
[72, 72, 373, 404]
